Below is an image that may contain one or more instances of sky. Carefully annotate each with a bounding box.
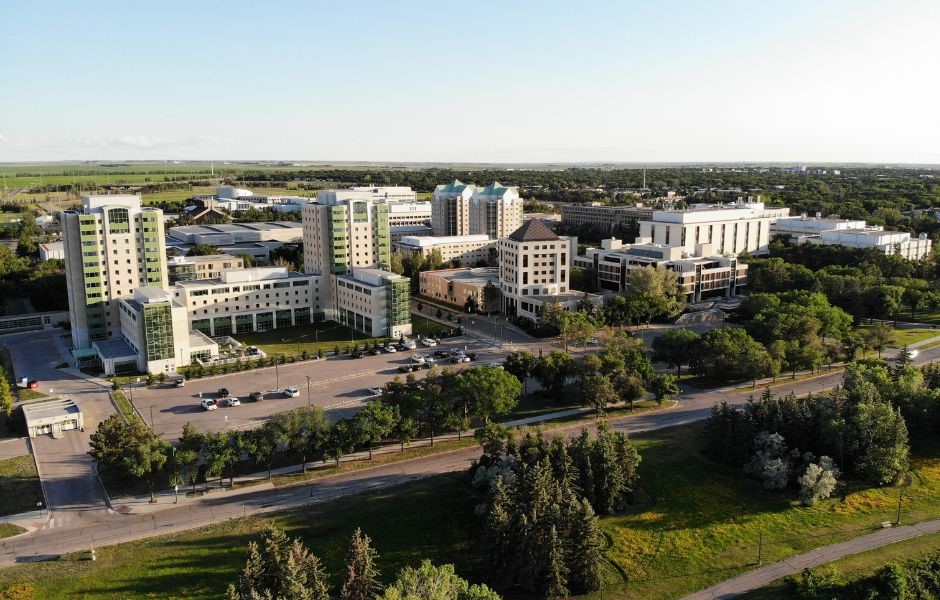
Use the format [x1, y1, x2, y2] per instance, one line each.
[1, 0, 939, 164]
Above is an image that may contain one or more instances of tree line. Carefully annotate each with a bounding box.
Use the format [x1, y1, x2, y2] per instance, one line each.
[787, 550, 940, 600]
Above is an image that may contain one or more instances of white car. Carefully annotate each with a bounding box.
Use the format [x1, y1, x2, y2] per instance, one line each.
[383, 345, 397, 353]
[451, 354, 471, 363]
[486, 362, 504, 369]
[220, 397, 241, 408]
[411, 355, 426, 364]
[367, 386, 383, 396]
[401, 340, 417, 350]
[420, 338, 438, 347]
[283, 387, 300, 398]
[200, 398, 218, 411]
[588, 336, 598, 344]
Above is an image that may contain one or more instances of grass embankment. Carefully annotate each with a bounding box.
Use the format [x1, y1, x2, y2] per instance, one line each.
[3, 422, 938, 599]
[110, 391, 143, 425]
[741, 530, 940, 599]
[0, 455, 43, 517]
[855, 324, 938, 348]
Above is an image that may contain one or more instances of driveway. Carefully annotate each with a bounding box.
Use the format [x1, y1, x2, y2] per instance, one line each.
[2, 330, 114, 524]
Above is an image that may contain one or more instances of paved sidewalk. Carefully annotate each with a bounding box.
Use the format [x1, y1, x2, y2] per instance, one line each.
[684, 518, 940, 599]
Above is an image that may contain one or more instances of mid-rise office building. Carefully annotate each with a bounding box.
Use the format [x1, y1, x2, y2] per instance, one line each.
[167, 254, 243, 283]
[638, 200, 789, 256]
[393, 234, 496, 266]
[499, 219, 585, 321]
[574, 238, 747, 301]
[419, 267, 500, 311]
[317, 186, 417, 204]
[432, 180, 523, 238]
[560, 203, 655, 233]
[62, 194, 168, 348]
[302, 195, 391, 275]
[332, 268, 411, 338]
[811, 229, 932, 260]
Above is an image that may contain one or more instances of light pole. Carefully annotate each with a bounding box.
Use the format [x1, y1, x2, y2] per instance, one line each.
[37, 501, 43, 517]
[149, 405, 155, 428]
[306, 375, 311, 407]
[275, 361, 279, 391]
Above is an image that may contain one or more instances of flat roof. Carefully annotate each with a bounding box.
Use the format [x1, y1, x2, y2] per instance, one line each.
[398, 234, 491, 247]
[422, 267, 499, 283]
[94, 339, 138, 360]
[22, 398, 81, 423]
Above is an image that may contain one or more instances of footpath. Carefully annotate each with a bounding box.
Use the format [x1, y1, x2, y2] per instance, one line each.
[684, 517, 940, 599]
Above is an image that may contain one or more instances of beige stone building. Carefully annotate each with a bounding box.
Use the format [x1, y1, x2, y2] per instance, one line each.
[419, 267, 500, 310]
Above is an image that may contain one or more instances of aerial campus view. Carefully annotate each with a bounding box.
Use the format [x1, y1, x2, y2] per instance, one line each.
[0, 2, 939, 599]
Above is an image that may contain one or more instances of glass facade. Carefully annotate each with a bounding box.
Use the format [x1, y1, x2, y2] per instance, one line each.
[386, 277, 411, 329]
[143, 303, 174, 361]
[235, 314, 254, 333]
[107, 208, 130, 234]
[329, 205, 349, 274]
[213, 316, 233, 336]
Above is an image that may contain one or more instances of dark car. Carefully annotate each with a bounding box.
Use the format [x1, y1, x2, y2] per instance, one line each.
[467, 352, 478, 361]
[249, 391, 263, 402]
[351, 351, 364, 359]
[398, 364, 416, 373]
[218, 388, 230, 397]
[433, 349, 450, 358]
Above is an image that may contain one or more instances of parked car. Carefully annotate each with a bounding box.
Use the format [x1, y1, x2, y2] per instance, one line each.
[367, 386, 383, 396]
[174, 378, 186, 388]
[401, 339, 417, 350]
[451, 354, 471, 363]
[466, 352, 478, 361]
[395, 343, 407, 351]
[420, 338, 438, 347]
[283, 387, 300, 398]
[220, 397, 241, 408]
[218, 388, 230, 397]
[383, 345, 397, 353]
[249, 391, 264, 402]
[350, 351, 364, 359]
[433, 349, 450, 359]
[200, 398, 218, 411]
[27, 380, 39, 389]
[411, 355, 426, 364]
[588, 336, 599, 344]
[398, 364, 416, 373]
[366, 348, 378, 356]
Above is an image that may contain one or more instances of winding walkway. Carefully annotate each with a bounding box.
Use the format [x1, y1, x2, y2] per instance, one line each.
[684, 518, 940, 599]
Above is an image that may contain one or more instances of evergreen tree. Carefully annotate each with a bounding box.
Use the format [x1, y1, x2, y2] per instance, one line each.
[592, 423, 626, 514]
[341, 528, 381, 600]
[567, 498, 604, 594]
[228, 527, 330, 600]
[542, 525, 569, 598]
[568, 429, 596, 507]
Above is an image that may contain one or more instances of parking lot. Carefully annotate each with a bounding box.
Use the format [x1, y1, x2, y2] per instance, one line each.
[129, 336, 507, 440]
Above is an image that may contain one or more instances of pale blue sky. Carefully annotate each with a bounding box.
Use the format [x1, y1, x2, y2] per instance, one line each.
[1, 0, 938, 163]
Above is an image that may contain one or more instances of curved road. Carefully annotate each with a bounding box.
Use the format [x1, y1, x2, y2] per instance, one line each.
[1, 330, 938, 573]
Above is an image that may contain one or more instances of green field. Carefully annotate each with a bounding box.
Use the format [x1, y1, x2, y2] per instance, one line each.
[741, 530, 940, 599]
[1, 421, 938, 599]
[0, 455, 43, 517]
[855, 325, 938, 349]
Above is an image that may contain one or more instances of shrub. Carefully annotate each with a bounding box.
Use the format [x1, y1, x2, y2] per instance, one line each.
[798, 456, 840, 506]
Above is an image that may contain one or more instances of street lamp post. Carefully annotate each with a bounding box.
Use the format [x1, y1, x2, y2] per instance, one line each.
[306, 375, 311, 407]
[275, 362, 279, 391]
[149, 405, 155, 428]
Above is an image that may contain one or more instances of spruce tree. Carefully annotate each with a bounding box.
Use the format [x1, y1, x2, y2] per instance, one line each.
[228, 527, 331, 600]
[567, 498, 604, 594]
[568, 429, 596, 507]
[542, 524, 570, 598]
[341, 527, 381, 600]
[592, 424, 626, 514]
[547, 436, 578, 490]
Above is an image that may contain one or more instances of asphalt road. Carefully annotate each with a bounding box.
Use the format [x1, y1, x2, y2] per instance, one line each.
[4, 340, 932, 567]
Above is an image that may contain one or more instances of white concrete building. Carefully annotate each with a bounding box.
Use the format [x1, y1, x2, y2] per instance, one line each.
[638, 200, 789, 256]
[23, 398, 84, 438]
[172, 267, 323, 337]
[317, 186, 417, 204]
[770, 215, 867, 239]
[811, 229, 933, 260]
[393, 234, 496, 266]
[38, 241, 65, 261]
[499, 219, 583, 321]
[388, 202, 432, 227]
[333, 268, 412, 338]
[61, 194, 168, 348]
[575, 239, 747, 301]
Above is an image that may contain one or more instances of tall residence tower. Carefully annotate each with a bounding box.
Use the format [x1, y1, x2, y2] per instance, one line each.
[432, 180, 523, 238]
[62, 194, 167, 348]
[302, 194, 391, 275]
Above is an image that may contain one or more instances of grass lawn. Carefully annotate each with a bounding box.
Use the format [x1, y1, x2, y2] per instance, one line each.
[0, 473, 481, 600]
[0, 455, 43, 517]
[741, 530, 940, 599]
[1, 422, 938, 599]
[0, 524, 25, 539]
[111, 390, 143, 425]
[233, 321, 391, 357]
[855, 325, 938, 349]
